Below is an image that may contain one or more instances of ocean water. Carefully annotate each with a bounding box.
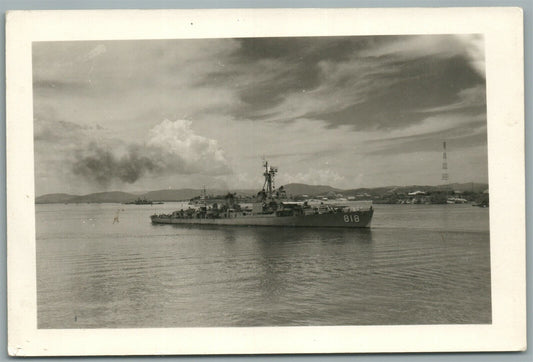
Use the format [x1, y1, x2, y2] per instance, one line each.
[36, 202, 491, 328]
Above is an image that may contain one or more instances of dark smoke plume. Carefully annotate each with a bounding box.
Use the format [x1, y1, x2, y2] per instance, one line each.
[71, 120, 231, 187]
[72, 144, 161, 186]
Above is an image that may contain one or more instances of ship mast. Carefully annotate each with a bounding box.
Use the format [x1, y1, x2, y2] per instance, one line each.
[262, 160, 278, 199]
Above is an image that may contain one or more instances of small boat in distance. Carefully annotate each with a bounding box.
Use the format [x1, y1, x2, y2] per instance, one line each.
[151, 161, 373, 228]
[125, 198, 163, 205]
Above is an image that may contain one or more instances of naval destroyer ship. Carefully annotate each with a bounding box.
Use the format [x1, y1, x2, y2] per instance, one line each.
[150, 161, 373, 228]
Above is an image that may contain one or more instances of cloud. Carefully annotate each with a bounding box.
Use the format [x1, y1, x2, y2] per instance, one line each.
[32, 36, 489, 194]
[249, 57, 386, 123]
[358, 34, 485, 78]
[32, 39, 243, 132]
[416, 85, 486, 113]
[229, 35, 486, 133]
[453, 34, 485, 77]
[363, 113, 487, 156]
[145, 119, 230, 175]
[72, 119, 231, 187]
[373, 112, 486, 141]
[32, 35, 486, 134]
[34, 118, 89, 142]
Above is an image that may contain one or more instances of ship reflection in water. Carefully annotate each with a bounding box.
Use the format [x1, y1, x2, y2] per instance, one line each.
[36, 203, 490, 328]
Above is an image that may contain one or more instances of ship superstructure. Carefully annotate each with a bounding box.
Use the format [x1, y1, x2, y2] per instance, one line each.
[150, 161, 373, 228]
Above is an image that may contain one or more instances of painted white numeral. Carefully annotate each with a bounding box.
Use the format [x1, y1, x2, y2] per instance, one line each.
[344, 214, 360, 223]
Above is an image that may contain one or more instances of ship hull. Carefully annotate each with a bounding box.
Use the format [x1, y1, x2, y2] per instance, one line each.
[151, 209, 373, 228]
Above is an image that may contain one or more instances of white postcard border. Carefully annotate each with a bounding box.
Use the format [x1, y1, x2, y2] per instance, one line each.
[6, 8, 526, 356]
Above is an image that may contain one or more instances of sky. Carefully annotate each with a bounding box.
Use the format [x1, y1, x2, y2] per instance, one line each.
[33, 35, 488, 196]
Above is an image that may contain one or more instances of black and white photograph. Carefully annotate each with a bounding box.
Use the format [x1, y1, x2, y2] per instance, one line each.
[33, 34, 491, 328]
[6, 8, 526, 355]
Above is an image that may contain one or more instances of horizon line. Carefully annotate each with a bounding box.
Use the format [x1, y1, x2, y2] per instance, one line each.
[36, 181, 489, 198]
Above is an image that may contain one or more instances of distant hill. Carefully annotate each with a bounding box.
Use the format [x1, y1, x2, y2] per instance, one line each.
[36, 191, 137, 204]
[142, 189, 203, 201]
[36, 189, 257, 204]
[35, 182, 488, 204]
[35, 193, 77, 204]
[343, 182, 488, 196]
[342, 187, 396, 197]
[282, 183, 341, 197]
[71, 191, 137, 203]
[143, 188, 258, 201]
[440, 182, 488, 193]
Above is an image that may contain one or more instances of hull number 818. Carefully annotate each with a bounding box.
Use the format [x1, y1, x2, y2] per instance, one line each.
[344, 214, 360, 223]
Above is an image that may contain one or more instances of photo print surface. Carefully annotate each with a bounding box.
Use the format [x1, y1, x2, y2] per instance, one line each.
[33, 35, 491, 329]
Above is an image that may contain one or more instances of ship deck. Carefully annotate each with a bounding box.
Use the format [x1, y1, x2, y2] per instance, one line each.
[151, 209, 373, 228]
